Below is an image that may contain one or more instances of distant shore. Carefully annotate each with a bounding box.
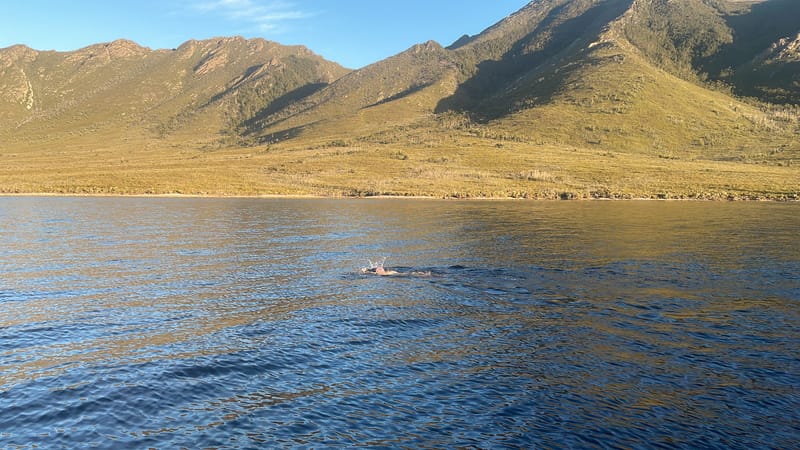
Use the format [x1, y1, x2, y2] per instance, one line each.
[1, 192, 797, 201]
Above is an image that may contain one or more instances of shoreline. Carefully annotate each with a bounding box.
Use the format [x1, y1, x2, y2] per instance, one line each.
[0, 192, 796, 202]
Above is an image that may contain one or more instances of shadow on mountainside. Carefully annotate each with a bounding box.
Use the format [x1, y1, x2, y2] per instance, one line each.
[435, 0, 632, 122]
[701, 0, 800, 104]
[240, 82, 329, 133]
[364, 82, 436, 109]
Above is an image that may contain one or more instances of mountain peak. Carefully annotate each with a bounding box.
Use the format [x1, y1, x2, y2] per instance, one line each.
[78, 39, 148, 56]
[62, 39, 150, 66]
[0, 44, 39, 65]
[448, 34, 473, 50]
[408, 40, 444, 54]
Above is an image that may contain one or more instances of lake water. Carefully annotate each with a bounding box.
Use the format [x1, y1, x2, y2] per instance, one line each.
[0, 197, 798, 448]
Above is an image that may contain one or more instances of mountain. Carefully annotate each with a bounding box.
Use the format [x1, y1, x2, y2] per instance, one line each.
[0, 37, 348, 145]
[1, 0, 798, 198]
[255, 0, 799, 146]
[242, 40, 457, 142]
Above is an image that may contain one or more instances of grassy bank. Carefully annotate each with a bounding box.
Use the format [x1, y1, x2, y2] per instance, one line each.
[2, 128, 797, 200]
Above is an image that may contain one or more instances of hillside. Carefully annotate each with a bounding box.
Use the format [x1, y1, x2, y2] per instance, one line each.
[1, 37, 348, 142]
[1, 0, 798, 199]
[698, 0, 800, 103]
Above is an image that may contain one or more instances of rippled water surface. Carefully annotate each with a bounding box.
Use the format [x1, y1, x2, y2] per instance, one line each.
[1, 197, 798, 448]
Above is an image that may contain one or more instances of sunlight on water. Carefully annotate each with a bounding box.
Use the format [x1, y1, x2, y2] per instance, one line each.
[0, 198, 798, 448]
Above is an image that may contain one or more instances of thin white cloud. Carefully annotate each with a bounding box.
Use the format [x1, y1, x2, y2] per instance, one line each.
[191, 0, 312, 34]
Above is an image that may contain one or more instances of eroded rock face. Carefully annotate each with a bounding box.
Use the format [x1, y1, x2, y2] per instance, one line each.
[64, 39, 148, 64]
[0, 46, 38, 107]
[0, 45, 39, 67]
[764, 33, 800, 63]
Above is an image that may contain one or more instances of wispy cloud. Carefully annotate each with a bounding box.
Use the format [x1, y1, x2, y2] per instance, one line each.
[192, 0, 312, 33]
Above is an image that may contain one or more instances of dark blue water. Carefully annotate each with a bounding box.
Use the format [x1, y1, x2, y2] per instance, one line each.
[1, 197, 798, 448]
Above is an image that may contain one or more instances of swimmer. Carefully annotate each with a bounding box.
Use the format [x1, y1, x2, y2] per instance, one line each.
[375, 266, 399, 276]
[361, 257, 399, 276]
[360, 257, 430, 277]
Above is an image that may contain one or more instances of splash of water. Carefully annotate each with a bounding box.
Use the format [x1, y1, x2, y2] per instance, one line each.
[368, 257, 387, 270]
[362, 256, 387, 273]
[359, 257, 431, 277]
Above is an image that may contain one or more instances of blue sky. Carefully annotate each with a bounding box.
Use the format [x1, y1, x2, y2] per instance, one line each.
[1, 1, 529, 68]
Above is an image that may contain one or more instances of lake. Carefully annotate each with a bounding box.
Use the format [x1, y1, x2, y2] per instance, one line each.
[1, 197, 798, 448]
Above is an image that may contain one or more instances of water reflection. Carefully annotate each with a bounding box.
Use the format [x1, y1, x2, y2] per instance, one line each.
[0, 197, 797, 448]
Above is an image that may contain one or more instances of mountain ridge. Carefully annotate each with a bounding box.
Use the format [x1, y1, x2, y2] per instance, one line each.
[1, 0, 798, 199]
[1, 36, 349, 144]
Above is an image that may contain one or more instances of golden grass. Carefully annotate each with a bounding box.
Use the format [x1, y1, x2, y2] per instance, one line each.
[2, 38, 796, 200]
[3, 123, 796, 200]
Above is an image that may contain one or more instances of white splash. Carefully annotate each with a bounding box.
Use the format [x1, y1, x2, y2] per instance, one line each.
[361, 256, 387, 273]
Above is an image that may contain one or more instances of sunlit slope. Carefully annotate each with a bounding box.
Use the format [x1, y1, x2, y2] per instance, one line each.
[255, 0, 798, 163]
[479, 4, 799, 163]
[0, 0, 797, 197]
[0, 38, 348, 147]
[250, 41, 462, 143]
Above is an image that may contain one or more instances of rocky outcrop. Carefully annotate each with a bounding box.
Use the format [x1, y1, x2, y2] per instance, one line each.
[758, 33, 800, 64]
[0, 46, 38, 108]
